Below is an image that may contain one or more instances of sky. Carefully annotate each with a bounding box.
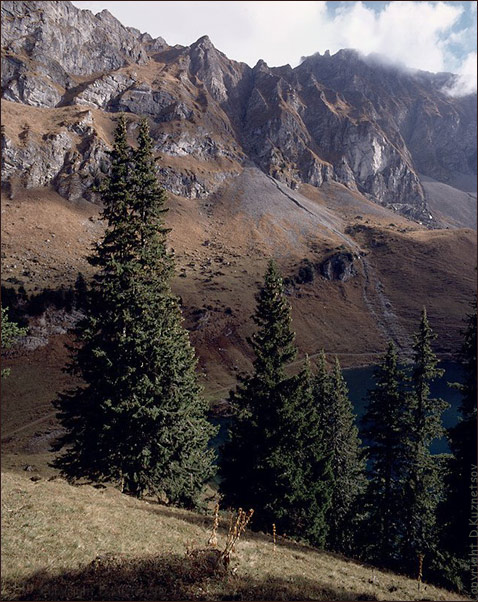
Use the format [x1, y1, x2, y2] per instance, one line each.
[72, 1, 477, 94]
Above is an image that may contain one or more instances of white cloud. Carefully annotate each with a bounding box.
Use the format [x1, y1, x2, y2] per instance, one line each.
[324, 1, 463, 73]
[71, 1, 477, 93]
[444, 51, 477, 95]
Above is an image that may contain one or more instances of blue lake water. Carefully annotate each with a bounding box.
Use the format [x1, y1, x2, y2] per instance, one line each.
[343, 360, 464, 454]
[211, 360, 465, 456]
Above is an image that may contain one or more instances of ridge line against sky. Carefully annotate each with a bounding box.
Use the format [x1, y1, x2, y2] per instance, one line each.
[72, 1, 477, 95]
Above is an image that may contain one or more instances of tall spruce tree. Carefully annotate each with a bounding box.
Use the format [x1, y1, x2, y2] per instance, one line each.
[324, 357, 366, 554]
[361, 342, 408, 566]
[220, 261, 333, 544]
[53, 117, 216, 505]
[401, 308, 448, 571]
[273, 358, 334, 546]
[440, 302, 477, 591]
[220, 259, 296, 515]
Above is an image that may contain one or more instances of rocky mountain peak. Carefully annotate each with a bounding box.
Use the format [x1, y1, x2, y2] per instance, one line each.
[192, 35, 215, 49]
[253, 59, 269, 71]
[333, 48, 362, 60]
[96, 8, 119, 24]
[1, 0, 476, 223]
[1, 0, 148, 76]
[189, 34, 222, 70]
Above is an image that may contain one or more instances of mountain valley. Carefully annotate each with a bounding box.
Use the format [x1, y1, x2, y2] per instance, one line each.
[1, 2, 477, 600]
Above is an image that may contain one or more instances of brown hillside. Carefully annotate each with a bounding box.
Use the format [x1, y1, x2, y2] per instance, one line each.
[2, 165, 475, 389]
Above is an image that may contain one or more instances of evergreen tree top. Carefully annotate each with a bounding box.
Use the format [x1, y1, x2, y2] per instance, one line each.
[372, 342, 403, 388]
[412, 307, 444, 393]
[249, 259, 296, 383]
[362, 341, 406, 442]
[331, 356, 349, 393]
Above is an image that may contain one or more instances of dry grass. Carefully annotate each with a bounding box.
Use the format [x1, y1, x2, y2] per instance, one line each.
[220, 507, 254, 568]
[1, 471, 468, 601]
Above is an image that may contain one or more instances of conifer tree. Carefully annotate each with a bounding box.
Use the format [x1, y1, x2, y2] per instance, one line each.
[220, 259, 295, 512]
[440, 302, 477, 590]
[270, 359, 334, 546]
[248, 259, 297, 385]
[324, 357, 366, 554]
[312, 350, 330, 432]
[220, 261, 333, 544]
[361, 342, 407, 566]
[401, 308, 448, 571]
[53, 117, 216, 505]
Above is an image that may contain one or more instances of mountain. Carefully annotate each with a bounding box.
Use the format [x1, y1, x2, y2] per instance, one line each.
[2, 0, 476, 221]
[1, 0, 476, 386]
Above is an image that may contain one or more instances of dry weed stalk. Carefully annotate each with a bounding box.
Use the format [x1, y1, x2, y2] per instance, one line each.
[417, 553, 424, 591]
[272, 523, 277, 551]
[208, 503, 220, 548]
[186, 505, 254, 574]
[221, 507, 254, 568]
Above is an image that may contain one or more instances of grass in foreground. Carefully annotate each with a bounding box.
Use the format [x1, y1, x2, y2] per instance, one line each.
[1, 471, 467, 601]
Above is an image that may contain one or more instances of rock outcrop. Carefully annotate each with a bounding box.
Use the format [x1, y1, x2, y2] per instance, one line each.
[1, 0, 476, 222]
[1, 1, 148, 75]
[320, 252, 357, 282]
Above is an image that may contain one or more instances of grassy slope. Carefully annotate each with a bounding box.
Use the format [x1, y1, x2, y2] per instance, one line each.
[1, 471, 467, 601]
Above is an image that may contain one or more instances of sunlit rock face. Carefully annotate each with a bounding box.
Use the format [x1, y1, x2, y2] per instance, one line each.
[1, 1, 476, 221]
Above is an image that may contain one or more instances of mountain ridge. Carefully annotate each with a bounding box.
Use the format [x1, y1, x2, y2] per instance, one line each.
[2, 0, 476, 223]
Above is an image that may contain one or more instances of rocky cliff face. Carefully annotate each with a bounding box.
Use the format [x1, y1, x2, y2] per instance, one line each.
[1, 1, 147, 78]
[1, 0, 476, 221]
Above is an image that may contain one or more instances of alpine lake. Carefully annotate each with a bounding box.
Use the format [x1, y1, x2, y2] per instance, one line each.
[210, 360, 465, 456]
